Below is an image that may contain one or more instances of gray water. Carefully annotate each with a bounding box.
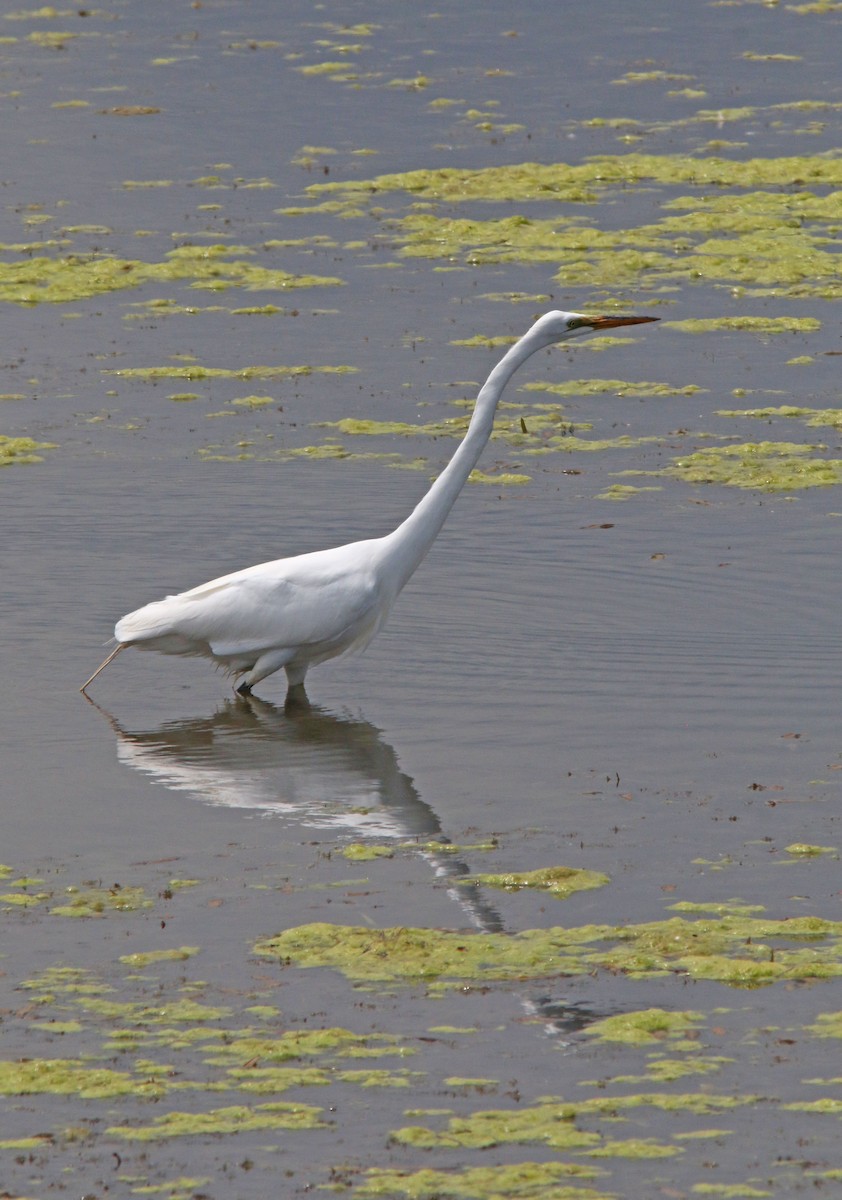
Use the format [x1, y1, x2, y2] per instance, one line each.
[2, 2, 842, 1196]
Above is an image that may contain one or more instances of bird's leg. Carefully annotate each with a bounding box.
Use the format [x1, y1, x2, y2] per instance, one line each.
[80, 643, 124, 694]
[284, 681, 310, 714]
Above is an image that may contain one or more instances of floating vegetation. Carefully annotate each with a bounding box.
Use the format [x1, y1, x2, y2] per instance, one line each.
[582, 1008, 705, 1045]
[255, 913, 842, 988]
[717, 405, 842, 432]
[306, 154, 842, 206]
[0, 435, 57, 466]
[342, 843, 394, 861]
[521, 378, 704, 397]
[664, 317, 821, 335]
[294, 155, 842, 296]
[641, 442, 842, 491]
[108, 363, 356, 381]
[467, 469, 531, 485]
[118, 947, 201, 968]
[356, 1162, 608, 1198]
[597, 484, 663, 500]
[107, 1101, 325, 1141]
[467, 865, 610, 899]
[785, 843, 838, 857]
[392, 1091, 757, 1151]
[48, 883, 153, 918]
[0, 244, 345, 305]
[230, 394, 275, 409]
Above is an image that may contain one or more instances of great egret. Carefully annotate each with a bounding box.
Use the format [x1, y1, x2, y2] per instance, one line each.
[81, 310, 657, 698]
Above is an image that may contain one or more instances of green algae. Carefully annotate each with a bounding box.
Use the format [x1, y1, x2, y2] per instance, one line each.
[468, 865, 609, 900]
[596, 484, 662, 500]
[444, 1076, 498, 1088]
[0, 892, 48, 907]
[0, 244, 345, 305]
[604, 1056, 733, 1085]
[255, 914, 842, 988]
[718, 405, 842, 432]
[342, 842, 394, 861]
[337, 1068, 422, 1088]
[521, 379, 703, 398]
[308, 154, 842, 206]
[20, 965, 108, 996]
[320, 415, 449, 437]
[581, 1008, 704, 1045]
[127, 1180, 211, 1198]
[664, 317, 821, 335]
[785, 843, 838, 856]
[781, 1098, 842, 1114]
[0, 434, 57, 466]
[806, 1011, 842, 1041]
[356, 1162, 608, 1199]
[118, 947, 201, 968]
[644, 442, 842, 492]
[109, 363, 356, 381]
[202, 1026, 410, 1066]
[296, 155, 842, 295]
[106, 1100, 325, 1140]
[230, 394, 275, 409]
[223, 1066, 330, 1093]
[669, 901, 765, 917]
[49, 883, 152, 917]
[0, 1059, 156, 1100]
[468, 469, 531, 485]
[584, 1137, 679, 1157]
[71, 996, 230, 1025]
[393, 1092, 757, 1152]
[311, 403, 673, 476]
[690, 1188, 772, 1198]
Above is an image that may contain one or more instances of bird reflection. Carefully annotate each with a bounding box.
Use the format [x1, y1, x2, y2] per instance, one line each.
[86, 692, 599, 1038]
[88, 691, 506, 933]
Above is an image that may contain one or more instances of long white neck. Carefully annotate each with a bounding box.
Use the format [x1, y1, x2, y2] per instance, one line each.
[375, 324, 550, 597]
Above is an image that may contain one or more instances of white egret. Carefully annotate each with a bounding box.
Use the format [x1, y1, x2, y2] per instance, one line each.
[81, 310, 657, 698]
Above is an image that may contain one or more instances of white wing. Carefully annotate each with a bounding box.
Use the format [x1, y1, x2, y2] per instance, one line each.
[115, 538, 387, 662]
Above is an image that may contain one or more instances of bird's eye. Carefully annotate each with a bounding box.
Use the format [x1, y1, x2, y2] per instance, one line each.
[567, 318, 580, 329]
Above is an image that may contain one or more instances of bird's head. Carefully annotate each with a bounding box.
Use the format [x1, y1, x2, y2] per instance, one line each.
[531, 309, 659, 348]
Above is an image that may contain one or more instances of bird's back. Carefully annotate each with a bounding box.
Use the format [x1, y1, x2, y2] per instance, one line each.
[115, 537, 389, 665]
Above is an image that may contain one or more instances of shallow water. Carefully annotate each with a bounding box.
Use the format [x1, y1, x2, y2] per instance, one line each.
[3, 2, 842, 1197]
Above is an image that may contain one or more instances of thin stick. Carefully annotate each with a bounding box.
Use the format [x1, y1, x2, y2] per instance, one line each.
[80, 643, 124, 694]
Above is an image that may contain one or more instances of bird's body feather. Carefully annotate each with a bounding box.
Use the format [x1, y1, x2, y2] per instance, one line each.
[115, 538, 389, 684]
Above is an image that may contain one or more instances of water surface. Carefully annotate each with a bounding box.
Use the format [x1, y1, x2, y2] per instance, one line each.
[2, 2, 842, 1196]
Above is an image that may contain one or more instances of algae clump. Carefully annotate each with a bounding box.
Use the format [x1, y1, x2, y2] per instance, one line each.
[106, 1101, 325, 1140]
[357, 1162, 607, 1198]
[256, 914, 842, 988]
[468, 865, 609, 900]
[581, 1007, 704, 1045]
[0, 435, 57, 466]
[342, 842, 393, 861]
[0, 245, 345, 305]
[648, 443, 842, 492]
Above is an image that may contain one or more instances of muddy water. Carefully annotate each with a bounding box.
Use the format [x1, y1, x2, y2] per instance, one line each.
[3, 2, 842, 1197]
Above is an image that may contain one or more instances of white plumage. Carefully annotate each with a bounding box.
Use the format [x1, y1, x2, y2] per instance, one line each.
[82, 310, 657, 698]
